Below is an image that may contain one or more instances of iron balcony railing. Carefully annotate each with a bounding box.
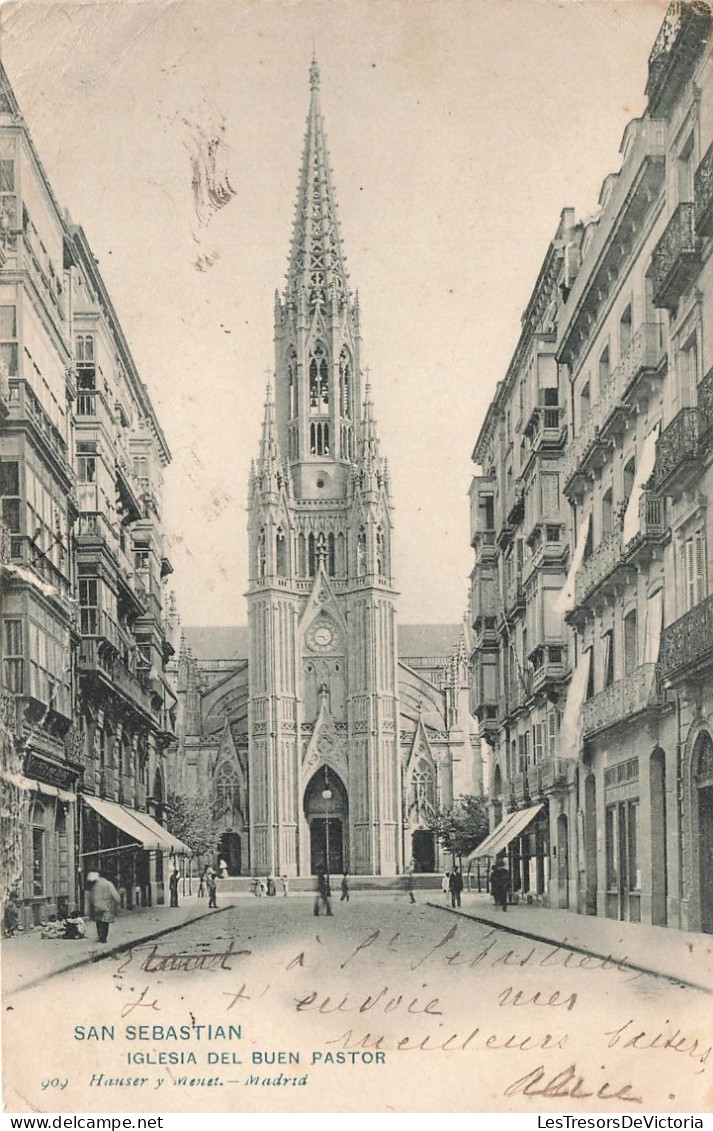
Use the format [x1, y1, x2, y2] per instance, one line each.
[660, 593, 713, 682]
[574, 531, 624, 606]
[653, 406, 699, 491]
[651, 203, 701, 310]
[646, 1, 712, 116]
[582, 663, 660, 737]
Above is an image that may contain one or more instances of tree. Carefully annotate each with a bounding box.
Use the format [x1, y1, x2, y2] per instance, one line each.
[165, 792, 216, 859]
[425, 794, 489, 866]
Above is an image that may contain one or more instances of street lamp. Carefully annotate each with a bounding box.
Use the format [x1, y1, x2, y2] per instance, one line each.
[322, 787, 333, 878]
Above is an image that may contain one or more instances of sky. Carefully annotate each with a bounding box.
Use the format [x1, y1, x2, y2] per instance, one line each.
[0, 0, 667, 627]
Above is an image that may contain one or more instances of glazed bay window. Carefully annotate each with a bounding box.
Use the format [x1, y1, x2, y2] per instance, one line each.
[0, 159, 17, 248]
[0, 304, 18, 377]
[79, 578, 99, 635]
[28, 613, 71, 717]
[3, 618, 24, 692]
[1, 459, 21, 556]
[77, 454, 96, 483]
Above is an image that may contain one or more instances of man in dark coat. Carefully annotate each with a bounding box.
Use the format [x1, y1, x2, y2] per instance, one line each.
[313, 866, 332, 916]
[490, 856, 510, 912]
[206, 869, 218, 909]
[169, 868, 180, 908]
[449, 866, 464, 908]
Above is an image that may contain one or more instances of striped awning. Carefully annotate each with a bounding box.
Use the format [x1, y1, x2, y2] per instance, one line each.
[83, 795, 189, 854]
[465, 803, 544, 860]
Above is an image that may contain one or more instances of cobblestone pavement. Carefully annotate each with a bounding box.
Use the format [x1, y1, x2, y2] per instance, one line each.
[3, 895, 712, 1114]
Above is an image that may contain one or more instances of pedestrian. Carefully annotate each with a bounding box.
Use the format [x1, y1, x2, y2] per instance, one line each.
[266, 875, 276, 897]
[250, 877, 259, 897]
[85, 870, 121, 943]
[441, 871, 450, 899]
[280, 874, 289, 897]
[207, 868, 218, 909]
[258, 877, 266, 897]
[169, 867, 180, 908]
[449, 866, 464, 908]
[406, 865, 416, 904]
[313, 865, 332, 917]
[490, 855, 510, 912]
[3, 887, 20, 937]
[340, 873, 350, 902]
[218, 858, 229, 879]
[198, 865, 209, 898]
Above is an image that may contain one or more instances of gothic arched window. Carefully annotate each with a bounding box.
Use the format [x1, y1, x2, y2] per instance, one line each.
[411, 759, 435, 819]
[327, 532, 335, 576]
[287, 350, 298, 419]
[308, 533, 316, 577]
[339, 348, 351, 420]
[213, 762, 240, 824]
[316, 531, 327, 569]
[357, 526, 367, 576]
[298, 532, 306, 577]
[276, 528, 287, 577]
[376, 525, 386, 578]
[257, 527, 267, 579]
[309, 342, 329, 414]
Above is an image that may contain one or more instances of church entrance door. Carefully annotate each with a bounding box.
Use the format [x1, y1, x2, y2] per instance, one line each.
[304, 766, 348, 875]
[411, 830, 435, 872]
[218, 832, 241, 876]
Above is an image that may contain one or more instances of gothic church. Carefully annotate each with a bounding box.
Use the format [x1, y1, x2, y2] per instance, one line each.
[173, 63, 481, 876]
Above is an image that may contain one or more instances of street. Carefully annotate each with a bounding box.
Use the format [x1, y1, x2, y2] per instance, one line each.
[3, 894, 711, 1114]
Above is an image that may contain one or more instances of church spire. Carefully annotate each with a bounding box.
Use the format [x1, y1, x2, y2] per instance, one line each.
[286, 58, 350, 310]
[254, 380, 290, 497]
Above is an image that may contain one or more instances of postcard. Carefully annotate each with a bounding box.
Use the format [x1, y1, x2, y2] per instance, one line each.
[2, 0, 713, 1116]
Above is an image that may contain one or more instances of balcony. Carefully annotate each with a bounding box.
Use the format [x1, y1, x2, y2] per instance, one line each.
[505, 571, 525, 615]
[573, 531, 634, 608]
[653, 407, 699, 494]
[603, 324, 666, 433]
[506, 484, 525, 527]
[582, 663, 661, 738]
[530, 645, 567, 693]
[472, 616, 498, 650]
[623, 490, 668, 564]
[7, 380, 72, 484]
[651, 203, 701, 310]
[660, 593, 713, 683]
[533, 757, 570, 794]
[469, 474, 496, 547]
[646, 2, 712, 117]
[698, 366, 713, 445]
[528, 406, 566, 453]
[160, 535, 174, 578]
[561, 414, 597, 497]
[473, 529, 497, 565]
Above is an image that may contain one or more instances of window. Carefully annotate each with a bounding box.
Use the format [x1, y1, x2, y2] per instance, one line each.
[287, 350, 297, 419]
[31, 803, 46, 897]
[545, 524, 560, 542]
[0, 159, 17, 248]
[678, 334, 699, 408]
[77, 456, 96, 483]
[598, 345, 610, 394]
[0, 305, 18, 376]
[309, 342, 329, 413]
[339, 348, 351, 419]
[376, 525, 385, 577]
[357, 527, 367, 576]
[579, 381, 591, 427]
[327, 532, 335, 577]
[677, 133, 695, 202]
[585, 646, 595, 700]
[257, 528, 266, 579]
[624, 609, 638, 676]
[622, 456, 636, 515]
[276, 528, 287, 577]
[298, 532, 306, 576]
[620, 305, 632, 359]
[1, 459, 20, 552]
[3, 618, 23, 692]
[79, 578, 99, 635]
[683, 528, 707, 610]
[533, 722, 543, 764]
[309, 421, 330, 456]
[308, 533, 316, 577]
[602, 629, 615, 689]
[602, 487, 613, 537]
[546, 709, 559, 757]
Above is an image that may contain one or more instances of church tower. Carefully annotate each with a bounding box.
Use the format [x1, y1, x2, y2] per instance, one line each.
[247, 60, 402, 877]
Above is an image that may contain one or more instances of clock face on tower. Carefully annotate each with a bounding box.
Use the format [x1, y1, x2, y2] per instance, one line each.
[307, 618, 340, 653]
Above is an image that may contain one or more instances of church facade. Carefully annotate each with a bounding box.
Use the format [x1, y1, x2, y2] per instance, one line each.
[171, 63, 482, 877]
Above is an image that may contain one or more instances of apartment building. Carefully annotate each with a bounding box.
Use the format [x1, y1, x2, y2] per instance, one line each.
[470, 1, 713, 932]
[0, 61, 183, 925]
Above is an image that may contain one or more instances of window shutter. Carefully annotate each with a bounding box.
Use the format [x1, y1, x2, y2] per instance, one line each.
[547, 710, 558, 757]
[695, 529, 706, 605]
[685, 538, 696, 611]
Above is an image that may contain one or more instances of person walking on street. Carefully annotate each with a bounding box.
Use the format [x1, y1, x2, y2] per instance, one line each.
[86, 871, 121, 943]
[441, 871, 450, 899]
[490, 855, 510, 912]
[313, 866, 332, 916]
[340, 873, 350, 902]
[169, 867, 180, 908]
[198, 866, 209, 898]
[207, 868, 218, 909]
[449, 866, 464, 908]
[280, 875, 289, 896]
[406, 865, 416, 904]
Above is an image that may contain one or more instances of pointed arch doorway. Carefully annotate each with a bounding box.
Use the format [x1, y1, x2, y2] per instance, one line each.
[304, 766, 348, 875]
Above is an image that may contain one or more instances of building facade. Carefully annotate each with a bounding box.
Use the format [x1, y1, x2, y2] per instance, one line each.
[173, 619, 481, 877]
[0, 62, 182, 926]
[469, 0, 713, 932]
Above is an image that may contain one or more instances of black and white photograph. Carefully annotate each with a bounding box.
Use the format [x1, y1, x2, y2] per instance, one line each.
[1, 0, 712, 1115]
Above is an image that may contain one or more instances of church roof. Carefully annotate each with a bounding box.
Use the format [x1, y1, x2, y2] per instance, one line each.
[183, 623, 460, 663]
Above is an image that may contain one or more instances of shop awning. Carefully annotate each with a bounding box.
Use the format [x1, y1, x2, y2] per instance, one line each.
[1, 770, 75, 804]
[83, 795, 190, 854]
[465, 803, 544, 860]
